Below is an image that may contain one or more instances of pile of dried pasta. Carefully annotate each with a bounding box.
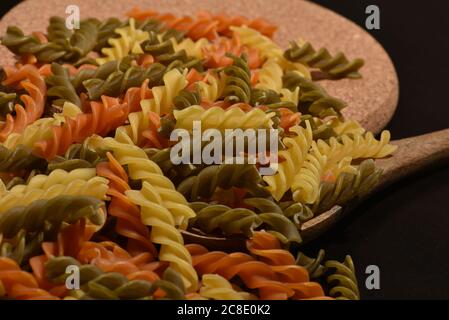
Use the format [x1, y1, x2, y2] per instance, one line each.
[0, 7, 396, 300]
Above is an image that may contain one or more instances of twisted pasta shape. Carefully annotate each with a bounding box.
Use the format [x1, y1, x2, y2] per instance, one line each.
[247, 232, 329, 299]
[71, 245, 160, 287]
[195, 73, 224, 103]
[127, 8, 219, 41]
[284, 41, 364, 79]
[0, 195, 105, 239]
[97, 19, 149, 65]
[46, 63, 81, 107]
[177, 163, 269, 201]
[126, 183, 197, 291]
[174, 105, 274, 131]
[325, 256, 360, 300]
[256, 58, 283, 92]
[2, 109, 73, 150]
[311, 159, 382, 213]
[0, 92, 18, 117]
[95, 138, 197, 290]
[316, 130, 397, 166]
[1, 19, 98, 64]
[142, 31, 203, 68]
[144, 147, 198, 184]
[46, 16, 72, 46]
[221, 54, 251, 104]
[45, 256, 185, 299]
[330, 119, 365, 136]
[70, 60, 118, 91]
[0, 169, 108, 213]
[189, 202, 301, 244]
[83, 63, 166, 100]
[263, 123, 313, 201]
[0, 144, 47, 172]
[34, 96, 129, 160]
[295, 249, 326, 279]
[0, 257, 58, 299]
[0, 26, 65, 62]
[48, 139, 107, 172]
[199, 274, 252, 300]
[173, 88, 201, 110]
[94, 18, 127, 52]
[140, 68, 188, 115]
[0, 229, 45, 265]
[244, 198, 305, 243]
[283, 71, 346, 119]
[230, 26, 282, 61]
[202, 35, 261, 69]
[96, 152, 157, 255]
[171, 37, 208, 61]
[0, 65, 46, 141]
[291, 143, 327, 204]
[187, 239, 324, 300]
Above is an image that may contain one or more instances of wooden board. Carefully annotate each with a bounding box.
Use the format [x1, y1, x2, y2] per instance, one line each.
[0, 0, 399, 133]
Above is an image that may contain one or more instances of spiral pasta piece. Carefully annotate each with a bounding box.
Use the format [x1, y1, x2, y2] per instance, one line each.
[263, 123, 313, 201]
[174, 105, 274, 131]
[96, 152, 157, 255]
[47, 138, 108, 172]
[0, 169, 108, 213]
[97, 18, 149, 65]
[1, 18, 98, 64]
[221, 54, 251, 104]
[283, 71, 346, 119]
[34, 96, 129, 160]
[178, 163, 269, 201]
[93, 137, 197, 290]
[83, 63, 166, 101]
[127, 8, 218, 41]
[316, 131, 397, 167]
[0, 257, 58, 299]
[330, 119, 365, 136]
[75, 241, 161, 278]
[291, 142, 327, 204]
[195, 73, 224, 103]
[202, 35, 261, 69]
[0, 144, 47, 172]
[187, 238, 326, 300]
[311, 159, 382, 213]
[94, 18, 127, 52]
[45, 256, 185, 299]
[0, 65, 46, 141]
[126, 183, 197, 291]
[231, 26, 282, 61]
[200, 274, 252, 300]
[325, 256, 360, 300]
[189, 202, 301, 244]
[284, 41, 364, 79]
[0, 195, 105, 239]
[140, 68, 188, 115]
[0, 91, 19, 117]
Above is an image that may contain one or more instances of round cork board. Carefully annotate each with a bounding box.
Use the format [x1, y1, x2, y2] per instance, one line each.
[0, 0, 398, 133]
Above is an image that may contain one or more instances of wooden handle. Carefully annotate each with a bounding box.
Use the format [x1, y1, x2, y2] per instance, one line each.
[375, 128, 449, 190]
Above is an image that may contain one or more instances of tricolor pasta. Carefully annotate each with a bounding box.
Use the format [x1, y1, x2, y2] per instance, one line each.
[0, 7, 396, 300]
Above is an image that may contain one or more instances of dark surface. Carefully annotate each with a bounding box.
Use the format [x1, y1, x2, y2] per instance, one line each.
[0, 0, 448, 299]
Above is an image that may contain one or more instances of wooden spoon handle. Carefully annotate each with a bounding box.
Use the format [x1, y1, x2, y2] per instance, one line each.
[375, 128, 449, 190]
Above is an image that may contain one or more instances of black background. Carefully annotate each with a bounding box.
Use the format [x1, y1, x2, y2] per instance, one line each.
[0, 0, 448, 299]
